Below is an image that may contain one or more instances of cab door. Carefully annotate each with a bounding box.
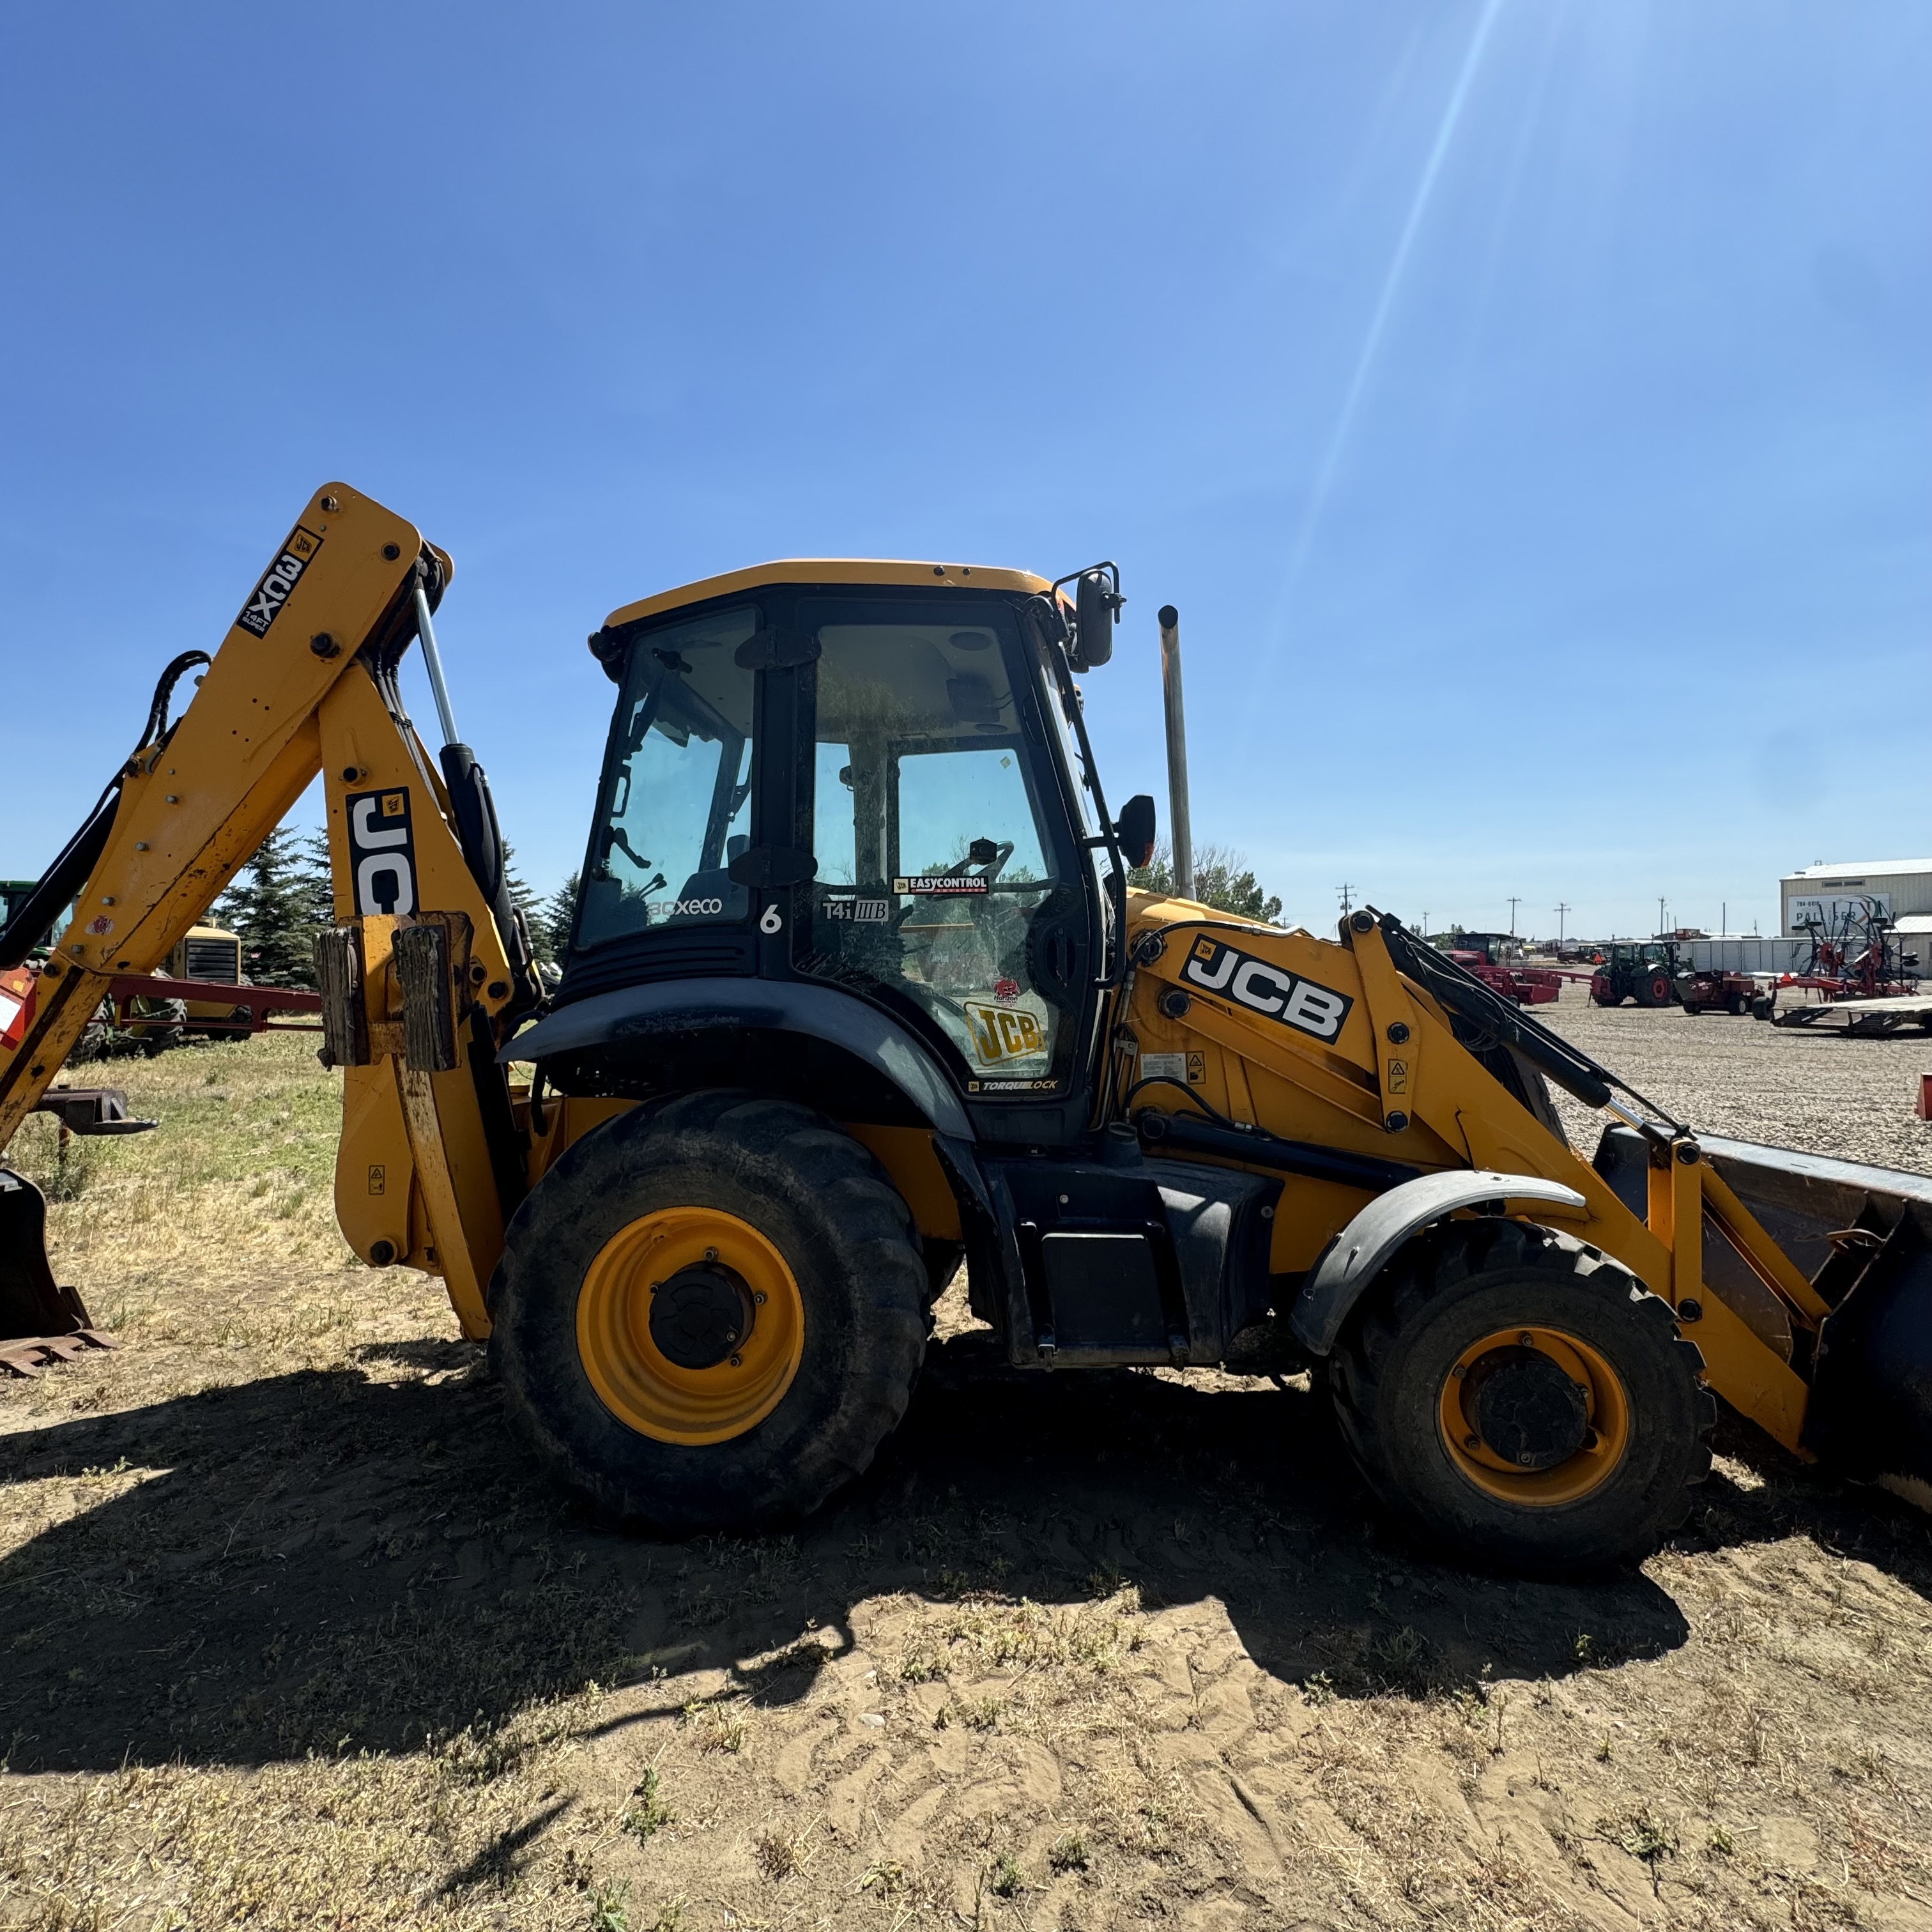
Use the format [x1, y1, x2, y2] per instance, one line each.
[791, 595, 1099, 1137]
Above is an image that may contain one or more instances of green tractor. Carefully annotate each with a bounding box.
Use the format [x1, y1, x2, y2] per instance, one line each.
[1590, 940, 1680, 1009]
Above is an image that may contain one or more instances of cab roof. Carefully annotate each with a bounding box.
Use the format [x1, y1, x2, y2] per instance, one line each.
[602, 558, 1054, 633]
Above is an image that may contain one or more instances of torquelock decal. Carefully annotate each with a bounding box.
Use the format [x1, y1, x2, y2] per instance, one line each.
[346, 787, 417, 916]
[1179, 935, 1354, 1042]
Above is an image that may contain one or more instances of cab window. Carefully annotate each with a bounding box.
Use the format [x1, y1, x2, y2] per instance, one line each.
[577, 606, 758, 949]
[801, 605, 1082, 1090]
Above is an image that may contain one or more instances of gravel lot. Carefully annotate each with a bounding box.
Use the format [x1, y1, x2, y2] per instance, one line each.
[1537, 977, 1932, 1176]
[4, 1025, 1932, 1929]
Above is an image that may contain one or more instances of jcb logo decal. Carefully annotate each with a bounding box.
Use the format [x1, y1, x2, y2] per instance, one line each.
[346, 786, 417, 916]
[963, 1000, 1045, 1064]
[236, 524, 324, 638]
[1181, 936, 1353, 1043]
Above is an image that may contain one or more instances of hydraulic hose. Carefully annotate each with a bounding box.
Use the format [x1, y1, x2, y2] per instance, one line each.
[0, 650, 210, 969]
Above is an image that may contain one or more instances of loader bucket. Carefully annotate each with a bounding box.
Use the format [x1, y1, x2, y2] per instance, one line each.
[0, 1167, 94, 1342]
[1702, 1136, 1932, 1509]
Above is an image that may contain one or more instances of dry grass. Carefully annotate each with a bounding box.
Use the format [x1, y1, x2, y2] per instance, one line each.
[1, 1031, 1931, 1929]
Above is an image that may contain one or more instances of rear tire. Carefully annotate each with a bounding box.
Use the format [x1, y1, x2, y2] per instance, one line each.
[489, 1091, 929, 1535]
[1328, 1220, 1713, 1575]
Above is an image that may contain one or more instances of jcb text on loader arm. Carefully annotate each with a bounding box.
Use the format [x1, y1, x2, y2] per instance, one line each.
[3, 484, 1928, 1577]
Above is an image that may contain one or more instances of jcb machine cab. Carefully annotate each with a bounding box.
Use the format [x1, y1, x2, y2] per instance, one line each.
[5, 486, 1931, 1580]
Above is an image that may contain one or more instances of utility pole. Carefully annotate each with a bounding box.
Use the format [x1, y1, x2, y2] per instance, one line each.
[1422, 910, 1430, 942]
[1337, 883, 1356, 917]
[1658, 894, 1667, 938]
[1157, 606, 1193, 903]
[1555, 902, 1570, 947]
[1507, 895, 1521, 937]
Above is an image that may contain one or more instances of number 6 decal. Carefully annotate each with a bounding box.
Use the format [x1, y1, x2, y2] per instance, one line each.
[759, 904, 783, 935]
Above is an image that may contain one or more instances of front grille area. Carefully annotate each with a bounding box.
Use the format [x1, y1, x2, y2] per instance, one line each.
[185, 938, 240, 983]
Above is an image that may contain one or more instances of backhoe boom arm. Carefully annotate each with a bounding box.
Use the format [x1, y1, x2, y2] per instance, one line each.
[0, 484, 531, 1340]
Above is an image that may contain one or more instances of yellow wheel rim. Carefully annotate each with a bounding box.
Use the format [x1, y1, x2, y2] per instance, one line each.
[1438, 1326, 1630, 1506]
[576, 1206, 804, 1446]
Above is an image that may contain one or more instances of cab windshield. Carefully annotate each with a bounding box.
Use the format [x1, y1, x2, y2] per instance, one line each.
[576, 606, 758, 949]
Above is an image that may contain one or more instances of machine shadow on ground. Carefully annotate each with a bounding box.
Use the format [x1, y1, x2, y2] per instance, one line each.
[3, 1326, 1925, 1778]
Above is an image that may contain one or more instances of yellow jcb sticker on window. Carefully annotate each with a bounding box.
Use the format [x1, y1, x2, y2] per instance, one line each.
[964, 1001, 1044, 1064]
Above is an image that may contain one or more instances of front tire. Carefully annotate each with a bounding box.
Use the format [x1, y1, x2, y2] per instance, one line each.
[1328, 1220, 1713, 1575]
[489, 1091, 929, 1535]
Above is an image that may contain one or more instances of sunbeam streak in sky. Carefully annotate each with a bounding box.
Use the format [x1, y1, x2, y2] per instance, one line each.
[1273, 0, 1508, 628]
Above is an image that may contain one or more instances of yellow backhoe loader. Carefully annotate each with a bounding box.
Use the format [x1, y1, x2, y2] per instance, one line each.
[3, 483, 1929, 1575]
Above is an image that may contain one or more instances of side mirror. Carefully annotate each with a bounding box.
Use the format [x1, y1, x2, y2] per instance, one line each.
[1074, 568, 1119, 669]
[1114, 793, 1156, 869]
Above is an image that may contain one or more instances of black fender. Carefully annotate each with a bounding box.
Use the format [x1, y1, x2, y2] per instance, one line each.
[499, 976, 973, 1140]
[1288, 1169, 1587, 1356]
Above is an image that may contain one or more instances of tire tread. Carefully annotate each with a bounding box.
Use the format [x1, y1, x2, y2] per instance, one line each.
[1328, 1221, 1713, 1574]
[490, 1089, 929, 1536]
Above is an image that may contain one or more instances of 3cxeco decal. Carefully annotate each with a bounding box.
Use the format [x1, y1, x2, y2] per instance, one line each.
[236, 524, 324, 638]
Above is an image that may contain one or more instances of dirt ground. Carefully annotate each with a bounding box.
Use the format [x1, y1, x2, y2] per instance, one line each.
[3, 995, 1931, 1932]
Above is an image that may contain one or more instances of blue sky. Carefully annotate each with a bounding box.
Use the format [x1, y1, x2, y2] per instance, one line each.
[3, 3, 1927, 941]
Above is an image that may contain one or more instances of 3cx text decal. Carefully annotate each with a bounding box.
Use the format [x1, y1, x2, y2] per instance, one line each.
[894, 875, 990, 896]
[346, 787, 417, 916]
[236, 525, 324, 638]
[1179, 936, 1353, 1042]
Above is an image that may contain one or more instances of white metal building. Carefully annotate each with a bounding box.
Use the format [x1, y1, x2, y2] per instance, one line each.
[1778, 859, 1932, 935]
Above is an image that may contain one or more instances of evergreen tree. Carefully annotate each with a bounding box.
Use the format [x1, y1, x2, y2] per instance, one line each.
[502, 845, 551, 966]
[542, 871, 581, 962]
[1128, 841, 1282, 924]
[293, 829, 337, 932]
[212, 824, 317, 986]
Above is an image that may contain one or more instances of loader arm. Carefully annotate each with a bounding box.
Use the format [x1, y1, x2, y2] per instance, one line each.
[0, 483, 533, 1341]
[1123, 901, 1836, 1459]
